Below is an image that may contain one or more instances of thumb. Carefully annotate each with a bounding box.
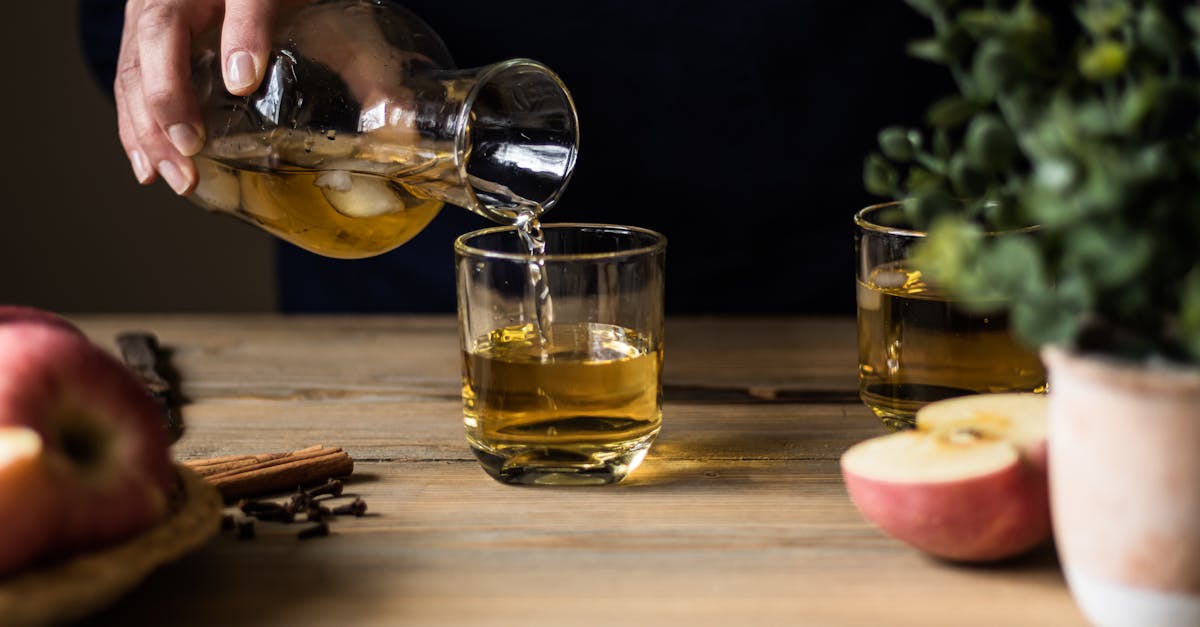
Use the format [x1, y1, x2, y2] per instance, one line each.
[220, 0, 278, 95]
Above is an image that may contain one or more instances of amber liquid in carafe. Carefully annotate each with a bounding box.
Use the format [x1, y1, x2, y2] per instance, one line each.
[192, 127, 470, 259]
[196, 158, 442, 259]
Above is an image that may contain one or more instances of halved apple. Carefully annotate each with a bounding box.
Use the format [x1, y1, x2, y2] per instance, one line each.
[841, 393, 1050, 562]
[0, 305, 82, 336]
[0, 426, 61, 577]
[917, 392, 1048, 472]
[0, 320, 174, 556]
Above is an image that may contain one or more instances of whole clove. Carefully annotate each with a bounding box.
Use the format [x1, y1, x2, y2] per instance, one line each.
[305, 479, 345, 500]
[306, 505, 331, 522]
[239, 499, 297, 522]
[286, 478, 343, 512]
[331, 498, 368, 517]
[287, 490, 311, 514]
[225, 491, 368, 542]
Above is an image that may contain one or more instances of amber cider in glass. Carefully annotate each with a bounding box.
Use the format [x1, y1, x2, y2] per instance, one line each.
[462, 321, 662, 485]
[856, 261, 1046, 429]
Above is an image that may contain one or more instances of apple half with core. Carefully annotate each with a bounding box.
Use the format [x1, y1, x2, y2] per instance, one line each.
[840, 393, 1050, 562]
[0, 426, 62, 577]
[0, 319, 174, 557]
[916, 392, 1049, 473]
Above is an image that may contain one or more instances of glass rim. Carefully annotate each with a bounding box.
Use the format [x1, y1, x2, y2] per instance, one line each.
[455, 58, 580, 224]
[854, 201, 1040, 238]
[455, 222, 667, 262]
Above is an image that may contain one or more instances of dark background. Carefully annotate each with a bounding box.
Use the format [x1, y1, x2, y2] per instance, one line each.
[74, 1, 951, 315]
[0, 3, 278, 313]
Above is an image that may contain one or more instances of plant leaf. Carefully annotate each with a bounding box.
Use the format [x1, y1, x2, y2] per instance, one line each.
[1179, 267, 1200, 362]
[1079, 41, 1129, 82]
[879, 127, 916, 162]
[907, 38, 948, 64]
[926, 96, 981, 128]
[1076, 4, 1132, 37]
[864, 153, 899, 197]
[979, 235, 1045, 298]
[949, 152, 990, 198]
[964, 113, 1017, 174]
[972, 39, 1018, 100]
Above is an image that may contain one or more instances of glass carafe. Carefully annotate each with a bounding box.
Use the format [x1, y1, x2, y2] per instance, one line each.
[188, 0, 579, 259]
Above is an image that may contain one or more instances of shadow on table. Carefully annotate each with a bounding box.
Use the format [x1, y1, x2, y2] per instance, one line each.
[936, 540, 1065, 575]
[614, 381, 886, 489]
[78, 524, 404, 627]
[78, 473, 390, 626]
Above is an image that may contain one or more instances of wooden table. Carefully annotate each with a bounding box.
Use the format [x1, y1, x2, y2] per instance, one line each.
[69, 315, 1085, 626]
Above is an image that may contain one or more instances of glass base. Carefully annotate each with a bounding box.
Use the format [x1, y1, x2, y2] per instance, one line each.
[469, 433, 657, 486]
[860, 383, 1049, 431]
[866, 406, 918, 431]
[860, 383, 977, 431]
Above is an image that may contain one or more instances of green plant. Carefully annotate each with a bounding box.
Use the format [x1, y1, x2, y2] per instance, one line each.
[865, 0, 1200, 363]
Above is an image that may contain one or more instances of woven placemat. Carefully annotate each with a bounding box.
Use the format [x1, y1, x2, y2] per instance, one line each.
[0, 465, 223, 627]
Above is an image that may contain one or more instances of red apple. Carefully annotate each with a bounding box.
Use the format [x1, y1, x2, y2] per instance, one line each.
[0, 305, 82, 335]
[0, 321, 174, 555]
[841, 393, 1050, 562]
[0, 426, 62, 577]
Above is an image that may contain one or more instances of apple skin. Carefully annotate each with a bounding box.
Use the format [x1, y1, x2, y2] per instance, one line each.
[841, 428, 1051, 563]
[0, 321, 173, 555]
[0, 305, 83, 336]
[0, 426, 63, 577]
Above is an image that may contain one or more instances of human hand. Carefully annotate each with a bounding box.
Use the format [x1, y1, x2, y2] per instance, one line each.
[115, 0, 278, 194]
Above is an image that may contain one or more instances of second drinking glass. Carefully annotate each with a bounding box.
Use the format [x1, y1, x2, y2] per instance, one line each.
[855, 202, 1047, 429]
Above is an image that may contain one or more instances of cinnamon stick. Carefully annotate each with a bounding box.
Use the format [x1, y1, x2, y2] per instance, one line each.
[184, 446, 355, 501]
[184, 445, 325, 477]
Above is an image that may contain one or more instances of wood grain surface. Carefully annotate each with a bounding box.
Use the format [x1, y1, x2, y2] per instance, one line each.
[66, 315, 1085, 627]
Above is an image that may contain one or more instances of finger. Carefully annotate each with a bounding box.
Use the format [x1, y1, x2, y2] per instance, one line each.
[127, 74, 198, 195]
[221, 0, 277, 95]
[136, 0, 205, 158]
[116, 79, 156, 185]
[115, 1, 155, 184]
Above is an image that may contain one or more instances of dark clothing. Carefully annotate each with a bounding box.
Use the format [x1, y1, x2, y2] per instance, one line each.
[78, 1, 949, 314]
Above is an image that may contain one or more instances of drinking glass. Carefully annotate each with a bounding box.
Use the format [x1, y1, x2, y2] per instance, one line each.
[455, 223, 666, 485]
[855, 203, 1046, 429]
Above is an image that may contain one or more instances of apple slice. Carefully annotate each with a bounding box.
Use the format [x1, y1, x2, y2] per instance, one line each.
[0, 426, 61, 577]
[314, 170, 407, 218]
[917, 392, 1048, 472]
[841, 393, 1051, 562]
[0, 321, 174, 555]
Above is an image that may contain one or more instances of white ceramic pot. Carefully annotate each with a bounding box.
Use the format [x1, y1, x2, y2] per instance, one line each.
[1043, 347, 1200, 627]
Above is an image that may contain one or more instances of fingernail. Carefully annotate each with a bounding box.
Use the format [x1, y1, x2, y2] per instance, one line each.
[167, 123, 204, 157]
[158, 160, 190, 195]
[227, 51, 257, 92]
[130, 150, 151, 183]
